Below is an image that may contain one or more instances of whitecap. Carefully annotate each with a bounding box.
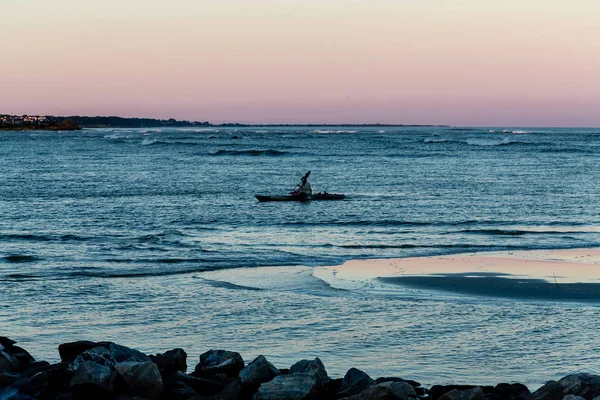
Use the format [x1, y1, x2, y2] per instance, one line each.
[141, 138, 159, 146]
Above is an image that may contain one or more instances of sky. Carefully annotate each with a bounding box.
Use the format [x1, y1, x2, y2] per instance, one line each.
[2, 0, 599, 126]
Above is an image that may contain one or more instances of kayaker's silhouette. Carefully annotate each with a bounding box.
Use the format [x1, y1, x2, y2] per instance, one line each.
[290, 171, 312, 197]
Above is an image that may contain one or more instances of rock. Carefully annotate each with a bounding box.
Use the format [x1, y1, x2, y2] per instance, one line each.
[338, 368, 374, 397]
[239, 356, 280, 387]
[563, 396, 586, 400]
[58, 341, 103, 363]
[163, 371, 227, 397]
[109, 343, 151, 364]
[289, 358, 328, 388]
[438, 387, 484, 400]
[0, 362, 72, 400]
[70, 347, 117, 394]
[254, 374, 319, 400]
[0, 339, 16, 348]
[529, 374, 600, 400]
[341, 381, 417, 400]
[151, 348, 187, 375]
[194, 350, 244, 378]
[73, 346, 116, 369]
[489, 383, 530, 400]
[22, 361, 51, 378]
[430, 385, 493, 400]
[0, 352, 19, 374]
[115, 361, 163, 399]
[69, 360, 116, 393]
[0, 339, 34, 373]
[375, 377, 422, 388]
[0, 372, 20, 390]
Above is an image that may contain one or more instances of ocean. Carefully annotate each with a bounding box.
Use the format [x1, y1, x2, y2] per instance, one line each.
[1, 126, 599, 387]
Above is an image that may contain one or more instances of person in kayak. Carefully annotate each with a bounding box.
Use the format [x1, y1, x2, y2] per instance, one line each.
[291, 171, 312, 197]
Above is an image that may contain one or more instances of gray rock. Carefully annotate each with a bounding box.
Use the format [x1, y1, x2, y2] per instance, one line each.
[152, 348, 187, 375]
[109, 343, 151, 364]
[341, 381, 417, 400]
[338, 368, 375, 397]
[289, 358, 328, 388]
[0, 362, 73, 400]
[58, 341, 103, 363]
[563, 396, 586, 400]
[72, 346, 115, 370]
[0, 353, 19, 374]
[430, 385, 491, 400]
[115, 361, 163, 399]
[254, 374, 318, 400]
[69, 360, 115, 392]
[239, 355, 280, 387]
[195, 350, 244, 378]
[163, 370, 227, 397]
[439, 387, 484, 400]
[529, 374, 600, 400]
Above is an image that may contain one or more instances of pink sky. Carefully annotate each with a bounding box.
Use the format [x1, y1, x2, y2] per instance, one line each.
[2, 0, 599, 126]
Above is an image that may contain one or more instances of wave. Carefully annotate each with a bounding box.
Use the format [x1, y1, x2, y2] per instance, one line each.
[424, 137, 448, 143]
[457, 228, 600, 236]
[312, 130, 357, 134]
[465, 137, 527, 147]
[210, 149, 288, 156]
[141, 138, 161, 146]
[4, 254, 39, 263]
[0, 233, 89, 242]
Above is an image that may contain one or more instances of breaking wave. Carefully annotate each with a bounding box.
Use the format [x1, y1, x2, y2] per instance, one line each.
[210, 149, 288, 156]
[466, 137, 526, 147]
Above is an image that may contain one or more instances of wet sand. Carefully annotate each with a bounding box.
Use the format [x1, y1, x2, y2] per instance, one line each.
[315, 249, 600, 302]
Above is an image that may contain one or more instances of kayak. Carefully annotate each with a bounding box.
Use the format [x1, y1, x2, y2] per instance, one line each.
[255, 193, 346, 202]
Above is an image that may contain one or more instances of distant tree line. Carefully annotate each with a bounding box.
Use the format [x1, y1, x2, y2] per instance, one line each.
[58, 116, 212, 128]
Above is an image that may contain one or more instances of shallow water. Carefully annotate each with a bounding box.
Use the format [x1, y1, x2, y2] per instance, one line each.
[1, 126, 600, 387]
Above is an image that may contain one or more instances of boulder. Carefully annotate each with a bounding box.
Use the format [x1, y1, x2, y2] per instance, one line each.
[438, 387, 484, 400]
[289, 358, 328, 388]
[0, 372, 20, 390]
[22, 361, 51, 378]
[194, 350, 244, 378]
[151, 348, 187, 375]
[115, 361, 163, 399]
[489, 383, 530, 400]
[0, 362, 72, 399]
[239, 356, 280, 387]
[338, 368, 374, 397]
[529, 374, 600, 400]
[69, 360, 116, 393]
[341, 381, 417, 400]
[0, 352, 19, 374]
[254, 374, 319, 400]
[69, 347, 117, 394]
[108, 343, 151, 364]
[162, 371, 227, 397]
[58, 341, 104, 363]
[0, 339, 16, 348]
[73, 346, 116, 369]
[429, 385, 493, 400]
[375, 377, 421, 388]
[0, 339, 34, 373]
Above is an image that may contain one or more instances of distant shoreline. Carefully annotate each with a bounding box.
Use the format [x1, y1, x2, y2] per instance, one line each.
[1, 114, 448, 129]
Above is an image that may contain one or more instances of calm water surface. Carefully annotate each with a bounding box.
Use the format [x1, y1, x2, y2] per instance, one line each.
[1, 126, 599, 387]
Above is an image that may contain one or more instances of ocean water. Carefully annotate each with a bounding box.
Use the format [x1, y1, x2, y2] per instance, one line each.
[1, 126, 600, 387]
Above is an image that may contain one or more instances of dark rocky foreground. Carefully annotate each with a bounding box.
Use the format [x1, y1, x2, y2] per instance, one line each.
[0, 337, 597, 400]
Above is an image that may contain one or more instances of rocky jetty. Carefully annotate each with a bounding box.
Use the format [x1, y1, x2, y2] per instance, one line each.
[0, 337, 598, 400]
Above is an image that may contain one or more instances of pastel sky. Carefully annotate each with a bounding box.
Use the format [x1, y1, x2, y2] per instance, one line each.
[2, 0, 599, 126]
